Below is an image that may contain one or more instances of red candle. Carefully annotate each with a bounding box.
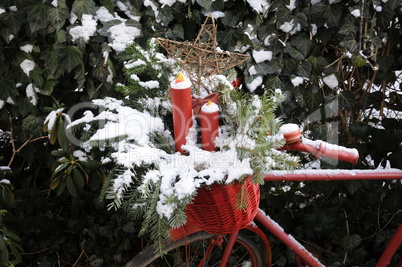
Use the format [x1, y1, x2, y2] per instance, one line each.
[200, 101, 219, 151]
[170, 72, 193, 154]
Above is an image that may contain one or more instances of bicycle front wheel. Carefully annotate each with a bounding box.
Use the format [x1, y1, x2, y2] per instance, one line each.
[126, 231, 264, 267]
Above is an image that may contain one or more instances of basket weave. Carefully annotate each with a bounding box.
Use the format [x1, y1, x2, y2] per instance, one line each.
[185, 178, 260, 234]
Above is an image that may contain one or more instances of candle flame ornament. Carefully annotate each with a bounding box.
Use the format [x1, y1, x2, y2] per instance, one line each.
[200, 100, 220, 151]
[170, 72, 193, 154]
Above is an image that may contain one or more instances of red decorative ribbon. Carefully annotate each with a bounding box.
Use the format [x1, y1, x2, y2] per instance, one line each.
[191, 93, 219, 115]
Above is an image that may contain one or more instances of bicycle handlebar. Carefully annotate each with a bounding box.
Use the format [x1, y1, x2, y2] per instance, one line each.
[278, 124, 359, 165]
[280, 138, 359, 165]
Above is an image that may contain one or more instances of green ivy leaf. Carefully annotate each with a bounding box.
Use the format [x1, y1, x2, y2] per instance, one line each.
[296, 61, 312, 78]
[290, 33, 314, 57]
[60, 45, 83, 73]
[101, 0, 116, 13]
[340, 36, 359, 52]
[93, 65, 110, 83]
[376, 6, 395, 31]
[55, 29, 68, 43]
[29, 68, 44, 88]
[220, 28, 244, 50]
[339, 15, 357, 36]
[172, 24, 184, 40]
[41, 80, 58, 96]
[0, 11, 25, 35]
[307, 56, 327, 74]
[48, 5, 70, 30]
[284, 46, 305, 61]
[341, 234, 361, 251]
[345, 180, 362, 195]
[74, 66, 86, 89]
[389, 147, 402, 168]
[338, 91, 356, 109]
[349, 123, 370, 139]
[265, 76, 284, 90]
[41, 49, 60, 75]
[72, 0, 96, 19]
[360, 91, 383, 110]
[0, 78, 14, 100]
[22, 115, 45, 138]
[303, 92, 325, 110]
[376, 55, 395, 73]
[265, 60, 283, 75]
[311, 2, 341, 27]
[196, 0, 212, 10]
[26, 2, 49, 33]
[281, 58, 297, 75]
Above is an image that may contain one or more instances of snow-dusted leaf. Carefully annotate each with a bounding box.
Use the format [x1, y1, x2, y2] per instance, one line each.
[275, 6, 292, 27]
[60, 45, 83, 72]
[72, 0, 96, 19]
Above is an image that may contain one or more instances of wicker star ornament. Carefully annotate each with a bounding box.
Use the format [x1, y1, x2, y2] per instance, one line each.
[157, 15, 249, 94]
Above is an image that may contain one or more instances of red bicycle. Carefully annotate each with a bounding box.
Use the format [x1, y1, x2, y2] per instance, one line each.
[126, 125, 402, 267]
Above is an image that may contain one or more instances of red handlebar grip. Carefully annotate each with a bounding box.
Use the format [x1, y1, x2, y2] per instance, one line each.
[281, 139, 359, 165]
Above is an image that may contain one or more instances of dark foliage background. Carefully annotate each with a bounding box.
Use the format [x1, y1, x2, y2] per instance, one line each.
[0, 0, 400, 266]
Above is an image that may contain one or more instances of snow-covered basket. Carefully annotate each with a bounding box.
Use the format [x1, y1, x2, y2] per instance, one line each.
[185, 177, 260, 234]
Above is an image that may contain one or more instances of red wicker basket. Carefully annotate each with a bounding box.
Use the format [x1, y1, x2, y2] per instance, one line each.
[185, 177, 260, 234]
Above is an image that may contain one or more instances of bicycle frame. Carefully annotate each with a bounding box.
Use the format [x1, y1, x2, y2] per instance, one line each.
[168, 134, 402, 267]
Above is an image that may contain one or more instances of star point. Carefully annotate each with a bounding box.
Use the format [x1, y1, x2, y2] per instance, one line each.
[158, 14, 249, 94]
